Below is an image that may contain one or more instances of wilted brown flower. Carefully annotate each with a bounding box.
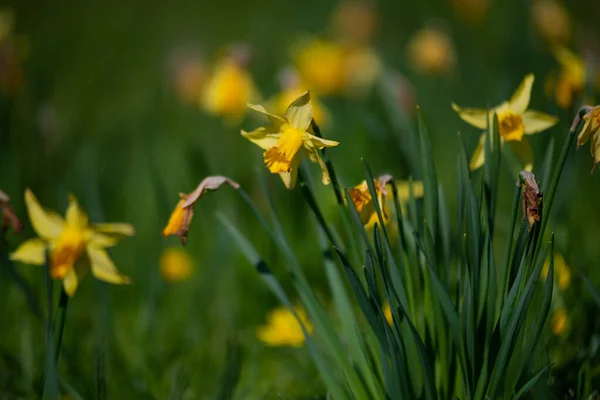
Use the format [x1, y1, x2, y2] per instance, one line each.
[162, 176, 239, 245]
[518, 171, 542, 232]
[0, 189, 22, 238]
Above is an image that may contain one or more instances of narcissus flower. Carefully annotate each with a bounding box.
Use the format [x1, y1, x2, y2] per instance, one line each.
[551, 307, 567, 336]
[546, 47, 587, 109]
[541, 252, 571, 290]
[10, 189, 134, 296]
[531, 0, 571, 45]
[406, 27, 456, 75]
[201, 50, 258, 119]
[294, 39, 346, 96]
[160, 247, 193, 282]
[576, 106, 600, 170]
[242, 91, 339, 189]
[349, 175, 424, 230]
[453, 74, 558, 171]
[256, 305, 312, 348]
[163, 176, 239, 245]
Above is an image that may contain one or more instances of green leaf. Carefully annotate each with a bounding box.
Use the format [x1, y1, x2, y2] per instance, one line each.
[513, 364, 552, 400]
[417, 108, 439, 240]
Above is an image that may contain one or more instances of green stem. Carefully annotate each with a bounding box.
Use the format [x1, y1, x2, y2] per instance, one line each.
[54, 286, 69, 362]
[311, 120, 344, 205]
[497, 182, 521, 315]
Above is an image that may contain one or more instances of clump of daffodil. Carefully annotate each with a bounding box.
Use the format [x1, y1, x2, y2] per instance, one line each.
[160, 247, 193, 282]
[576, 106, 600, 171]
[163, 176, 239, 244]
[406, 26, 456, 75]
[201, 45, 259, 120]
[349, 175, 424, 230]
[453, 74, 559, 171]
[269, 69, 329, 127]
[450, 0, 490, 25]
[256, 305, 313, 348]
[551, 307, 568, 336]
[531, 0, 571, 45]
[242, 91, 339, 189]
[10, 189, 134, 296]
[542, 252, 571, 291]
[545, 47, 588, 109]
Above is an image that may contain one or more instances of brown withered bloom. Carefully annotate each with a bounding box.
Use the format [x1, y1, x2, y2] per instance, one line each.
[162, 176, 239, 245]
[0, 189, 23, 238]
[518, 171, 543, 231]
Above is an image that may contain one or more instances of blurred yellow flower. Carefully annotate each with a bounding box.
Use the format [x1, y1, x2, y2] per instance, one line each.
[168, 50, 207, 105]
[270, 72, 329, 126]
[406, 27, 456, 75]
[201, 56, 258, 119]
[242, 91, 339, 189]
[576, 106, 600, 170]
[343, 46, 382, 96]
[294, 39, 346, 96]
[546, 47, 587, 109]
[163, 176, 239, 244]
[453, 74, 558, 171]
[450, 0, 490, 25]
[349, 175, 424, 230]
[383, 302, 393, 325]
[541, 252, 571, 291]
[551, 307, 567, 335]
[10, 189, 134, 296]
[257, 305, 312, 347]
[531, 0, 571, 45]
[160, 247, 193, 282]
[331, 0, 377, 46]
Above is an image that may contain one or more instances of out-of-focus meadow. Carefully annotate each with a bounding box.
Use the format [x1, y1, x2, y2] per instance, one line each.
[1, 0, 600, 398]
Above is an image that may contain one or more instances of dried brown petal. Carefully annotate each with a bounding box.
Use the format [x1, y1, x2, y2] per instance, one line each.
[518, 171, 542, 232]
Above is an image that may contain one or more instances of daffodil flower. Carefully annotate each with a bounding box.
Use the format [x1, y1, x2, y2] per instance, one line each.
[241, 91, 339, 189]
[547, 47, 586, 109]
[256, 305, 312, 348]
[452, 74, 558, 171]
[10, 189, 134, 296]
[294, 39, 346, 96]
[576, 105, 600, 170]
[349, 175, 424, 230]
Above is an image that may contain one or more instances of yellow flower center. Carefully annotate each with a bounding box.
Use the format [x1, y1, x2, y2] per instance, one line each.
[51, 225, 86, 279]
[498, 111, 525, 141]
[263, 123, 305, 173]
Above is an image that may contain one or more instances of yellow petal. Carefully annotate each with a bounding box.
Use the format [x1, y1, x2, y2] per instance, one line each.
[469, 133, 487, 170]
[452, 103, 489, 129]
[284, 91, 313, 131]
[395, 181, 424, 202]
[24, 189, 64, 240]
[63, 268, 79, 297]
[522, 110, 559, 134]
[508, 138, 533, 171]
[301, 142, 331, 185]
[241, 128, 281, 150]
[554, 46, 585, 80]
[9, 238, 47, 265]
[93, 223, 135, 237]
[246, 103, 286, 125]
[87, 245, 130, 285]
[509, 74, 534, 114]
[65, 194, 89, 229]
[306, 133, 340, 149]
[279, 154, 302, 189]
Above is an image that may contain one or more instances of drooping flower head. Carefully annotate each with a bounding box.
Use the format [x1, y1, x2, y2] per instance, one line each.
[349, 175, 424, 230]
[576, 105, 600, 171]
[453, 74, 558, 170]
[256, 305, 313, 348]
[242, 91, 339, 189]
[10, 190, 134, 296]
[163, 176, 239, 245]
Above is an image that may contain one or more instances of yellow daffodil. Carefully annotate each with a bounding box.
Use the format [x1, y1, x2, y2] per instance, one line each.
[551, 307, 567, 336]
[160, 247, 193, 282]
[452, 74, 559, 171]
[256, 305, 313, 348]
[383, 302, 393, 326]
[241, 91, 339, 189]
[541, 252, 571, 291]
[349, 175, 424, 230]
[531, 0, 571, 45]
[10, 189, 134, 296]
[0, 188, 22, 236]
[576, 106, 600, 170]
[163, 176, 239, 244]
[201, 55, 258, 119]
[450, 0, 490, 25]
[294, 39, 346, 96]
[406, 27, 456, 75]
[546, 47, 587, 109]
[331, 0, 377, 46]
[270, 71, 329, 126]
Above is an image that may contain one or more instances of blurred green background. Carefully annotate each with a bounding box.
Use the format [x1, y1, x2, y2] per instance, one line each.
[1, 0, 600, 397]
